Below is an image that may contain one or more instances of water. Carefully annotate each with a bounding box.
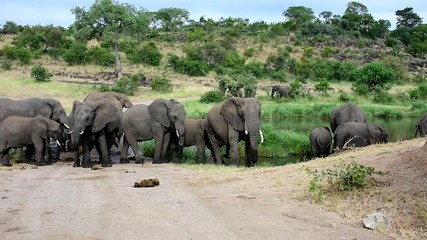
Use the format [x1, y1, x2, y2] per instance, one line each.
[260, 117, 419, 166]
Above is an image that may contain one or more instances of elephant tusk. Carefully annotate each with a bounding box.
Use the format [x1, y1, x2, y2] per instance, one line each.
[260, 129, 264, 143]
[63, 123, 71, 130]
[176, 129, 180, 138]
[245, 130, 248, 135]
[79, 130, 84, 135]
[56, 140, 61, 146]
[67, 130, 74, 134]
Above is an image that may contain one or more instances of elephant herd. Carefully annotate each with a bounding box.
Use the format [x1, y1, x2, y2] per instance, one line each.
[310, 103, 389, 158]
[0, 93, 263, 168]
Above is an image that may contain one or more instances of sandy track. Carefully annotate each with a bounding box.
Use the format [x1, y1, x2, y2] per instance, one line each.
[0, 159, 391, 240]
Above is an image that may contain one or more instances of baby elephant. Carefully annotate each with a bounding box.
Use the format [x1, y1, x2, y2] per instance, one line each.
[0, 115, 62, 166]
[309, 127, 333, 158]
[334, 122, 388, 150]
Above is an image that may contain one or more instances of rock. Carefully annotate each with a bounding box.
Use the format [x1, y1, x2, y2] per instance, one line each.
[362, 212, 391, 230]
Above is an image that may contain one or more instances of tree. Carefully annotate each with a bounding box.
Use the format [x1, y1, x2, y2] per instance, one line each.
[396, 7, 423, 29]
[151, 8, 189, 31]
[12, 25, 66, 52]
[1, 21, 20, 34]
[71, 0, 149, 80]
[282, 6, 315, 25]
[319, 11, 333, 24]
[341, 1, 375, 36]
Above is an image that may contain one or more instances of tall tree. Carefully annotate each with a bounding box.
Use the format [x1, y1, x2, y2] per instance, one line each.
[341, 1, 375, 35]
[71, 0, 149, 80]
[396, 7, 423, 29]
[282, 6, 315, 25]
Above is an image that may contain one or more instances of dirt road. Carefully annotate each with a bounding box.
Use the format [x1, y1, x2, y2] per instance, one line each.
[0, 158, 390, 240]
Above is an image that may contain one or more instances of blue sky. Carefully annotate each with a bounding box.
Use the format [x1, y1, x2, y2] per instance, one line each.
[0, 0, 426, 29]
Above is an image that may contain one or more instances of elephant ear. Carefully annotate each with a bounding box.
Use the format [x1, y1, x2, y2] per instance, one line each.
[367, 123, 380, 142]
[221, 98, 244, 131]
[92, 100, 119, 133]
[72, 100, 83, 114]
[114, 93, 133, 108]
[148, 99, 171, 128]
[31, 115, 48, 138]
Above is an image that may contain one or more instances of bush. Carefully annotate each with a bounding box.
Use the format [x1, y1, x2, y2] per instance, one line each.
[304, 161, 385, 202]
[243, 61, 265, 78]
[151, 75, 173, 93]
[217, 72, 258, 97]
[63, 42, 89, 65]
[409, 84, 427, 100]
[338, 92, 351, 102]
[31, 65, 52, 82]
[87, 46, 114, 67]
[199, 90, 225, 103]
[314, 79, 333, 94]
[168, 55, 209, 76]
[373, 90, 394, 104]
[1, 60, 12, 70]
[110, 75, 139, 96]
[351, 63, 397, 94]
[16, 47, 32, 65]
[243, 47, 256, 57]
[269, 70, 287, 82]
[139, 42, 163, 66]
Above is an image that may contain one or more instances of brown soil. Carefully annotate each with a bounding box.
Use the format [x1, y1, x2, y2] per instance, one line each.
[1, 138, 426, 239]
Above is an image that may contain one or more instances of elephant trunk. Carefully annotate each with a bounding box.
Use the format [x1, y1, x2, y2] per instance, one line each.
[247, 135, 259, 166]
[69, 126, 83, 151]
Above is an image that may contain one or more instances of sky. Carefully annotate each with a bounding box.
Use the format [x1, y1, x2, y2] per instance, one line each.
[0, 0, 426, 29]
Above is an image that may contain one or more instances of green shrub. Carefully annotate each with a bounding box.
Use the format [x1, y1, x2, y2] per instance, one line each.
[168, 55, 209, 76]
[88, 46, 114, 67]
[373, 91, 394, 104]
[243, 47, 256, 57]
[314, 79, 332, 94]
[217, 72, 258, 97]
[31, 65, 52, 82]
[2, 45, 18, 60]
[140, 42, 163, 66]
[63, 42, 89, 65]
[338, 92, 352, 102]
[199, 90, 225, 103]
[304, 161, 385, 202]
[269, 70, 287, 82]
[409, 84, 427, 100]
[321, 47, 334, 58]
[151, 75, 173, 93]
[243, 61, 265, 78]
[16, 47, 32, 65]
[110, 75, 139, 96]
[221, 50, 245, 69]
[351, 63, 397, 93]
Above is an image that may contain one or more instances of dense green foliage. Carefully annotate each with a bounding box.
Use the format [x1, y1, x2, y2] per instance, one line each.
[199, 90, 225, 103]
[151, 75, 173, 93]
[31, 65, 52, 81]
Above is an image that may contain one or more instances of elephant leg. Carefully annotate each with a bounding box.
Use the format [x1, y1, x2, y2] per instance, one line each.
[153, 133, 167, 164]
[228, 129, 240, 166]
[24, 145, 35, 163]
[160, 132, 170, 162]
[120, 136, 131, 164]
[124, 133, 144, 164]
[205, 125, 222, 165]
[81, 139, 92, 168]
[97, 131, 112, 167]
[223, 144, 230, 158]
[73, 148, 81, 167]
[1, 149, 12, 167]
[196, 140, 206, 164]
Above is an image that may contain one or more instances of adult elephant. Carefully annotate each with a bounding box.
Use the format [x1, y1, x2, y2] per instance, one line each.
[271, 85, 291, 99]
[334, 122, 388, 149]
[203, 97, 263, 167]
[0, 115, 62, 166]
[415, 113, 427, 137]
[0, 97, 71, 163]
[120, 99, 186, 164]
[309, 127, 333, 158]
[84, 91, 133, 108]
[170, 118, 210, 164]
[0, 97, 70, 130]
[330, 103, 367, 133]
[70, 99, 122, 168]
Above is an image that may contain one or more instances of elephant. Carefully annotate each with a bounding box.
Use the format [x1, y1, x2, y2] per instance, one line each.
[330, 103, 367, 133]
[84, 91, 134, 109]
[169, 118, 211, 163]
[0, 97, 71, 163]
[309, 127, 333, 158]
[203, 97, 263, 167]
[69, 98, 122, 168]
[415, 113, 427, 137]
[271, 85, 291, 99]
[120, 99, 186, 164]
[0, 115, 62, 166]
[333, 122, 388, 149]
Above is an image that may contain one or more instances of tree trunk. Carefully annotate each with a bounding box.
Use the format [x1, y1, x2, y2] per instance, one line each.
[114, 44, 122, 81]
